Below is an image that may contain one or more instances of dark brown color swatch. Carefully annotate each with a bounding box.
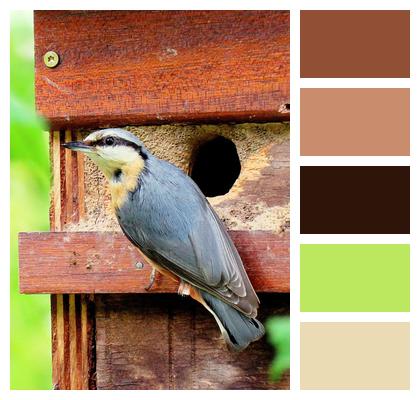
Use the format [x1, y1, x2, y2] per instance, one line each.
[300, 166, 410, 234]
[301, 11, 410, 78]
[300, 89, 410, 156]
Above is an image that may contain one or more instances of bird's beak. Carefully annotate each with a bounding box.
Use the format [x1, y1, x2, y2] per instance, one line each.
[63, 141, 95, 153]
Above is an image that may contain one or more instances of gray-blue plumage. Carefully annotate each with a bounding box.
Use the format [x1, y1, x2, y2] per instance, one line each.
[116, 150, 264, 350]
[64, 128, 265, 350]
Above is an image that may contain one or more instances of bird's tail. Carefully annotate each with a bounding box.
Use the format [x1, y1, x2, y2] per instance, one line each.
[200, 290, 265, 351]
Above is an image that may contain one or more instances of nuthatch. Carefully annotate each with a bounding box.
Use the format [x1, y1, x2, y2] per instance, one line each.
[64, 128, 264, 351]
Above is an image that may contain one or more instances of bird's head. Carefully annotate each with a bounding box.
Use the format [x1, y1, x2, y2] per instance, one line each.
[63, 128, 148, 181]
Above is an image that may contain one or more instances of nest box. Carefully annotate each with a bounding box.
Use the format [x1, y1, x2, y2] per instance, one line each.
[18, 10, 290, 389]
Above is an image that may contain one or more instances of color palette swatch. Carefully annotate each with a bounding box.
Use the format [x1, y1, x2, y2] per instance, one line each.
[299, 9, 410, 390]
[300, 166, 410, 234]
[300, 10, 410, 77]
[301, 89, 410, 156]
[300, 323, 410, 389]
[300, 244, 410, 312]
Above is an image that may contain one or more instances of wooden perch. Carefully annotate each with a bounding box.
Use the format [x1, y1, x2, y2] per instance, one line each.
[19, 231, 289, 294]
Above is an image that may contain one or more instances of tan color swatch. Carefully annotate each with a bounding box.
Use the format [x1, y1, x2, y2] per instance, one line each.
[301, 89, 410, 156]
[300, 322, 410, 389]
[301, 11, 410, 78]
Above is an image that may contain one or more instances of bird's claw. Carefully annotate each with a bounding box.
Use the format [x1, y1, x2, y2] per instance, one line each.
[178, 280, 191, 296]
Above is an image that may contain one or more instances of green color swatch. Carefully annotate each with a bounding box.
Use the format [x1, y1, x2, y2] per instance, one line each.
[300, 244, 410, 312]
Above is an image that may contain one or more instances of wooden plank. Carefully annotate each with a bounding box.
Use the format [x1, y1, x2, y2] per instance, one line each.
[19, 231, 289, 294]
[69, 294, 78, 388]
[95, 293, 290, 389]
[76, 131, 85, 220]
[49, 130, 96, 390]
[50, 131, 61, 231]
[50, 130, 67, 389]
[51, 293, 66, 389]
[34, 10, 290, 129]
[80, 294, 93, 389]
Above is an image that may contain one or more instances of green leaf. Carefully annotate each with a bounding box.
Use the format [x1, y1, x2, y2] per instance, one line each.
[265, 316, 290, 381]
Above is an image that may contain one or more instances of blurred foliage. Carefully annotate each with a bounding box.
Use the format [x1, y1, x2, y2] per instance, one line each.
[10, 11, 52, 389]
[265, 316, 290, 381]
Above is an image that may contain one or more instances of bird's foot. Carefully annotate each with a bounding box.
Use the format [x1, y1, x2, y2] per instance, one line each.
[178, 280, 191, 296]
[145, 268, 157, 291]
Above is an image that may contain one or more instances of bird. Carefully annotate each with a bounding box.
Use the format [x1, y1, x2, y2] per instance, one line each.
[64, 128, 265, 351]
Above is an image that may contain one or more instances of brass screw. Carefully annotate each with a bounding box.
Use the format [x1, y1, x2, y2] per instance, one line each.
[43, 51, 60, 68]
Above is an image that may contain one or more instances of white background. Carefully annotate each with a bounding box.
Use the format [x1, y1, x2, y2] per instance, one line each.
[1, 0, 418, 398]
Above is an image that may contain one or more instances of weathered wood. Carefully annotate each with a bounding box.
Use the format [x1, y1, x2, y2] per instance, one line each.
[64, 130, 73, 224]
[50, 131, 61, 231]
[34, 11, 290, 129]
[19, 231, 289, 294]
[78, 124, 290, 234]
[49, 130, 96, 390]
[51, 293, 65, 389]
[96, 293, 290, 389]
[76, 131, 86, 220]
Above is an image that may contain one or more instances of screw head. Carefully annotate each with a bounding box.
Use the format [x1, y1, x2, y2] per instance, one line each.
[43, 51, 60, 68]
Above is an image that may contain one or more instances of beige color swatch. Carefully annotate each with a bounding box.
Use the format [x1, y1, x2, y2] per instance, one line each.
[301, 88, 410, 156]
[300, 322, 410, 389]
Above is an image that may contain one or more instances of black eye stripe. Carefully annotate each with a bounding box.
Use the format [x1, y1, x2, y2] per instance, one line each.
[93, 136, 148, 160]
[95, 136, 135, 148]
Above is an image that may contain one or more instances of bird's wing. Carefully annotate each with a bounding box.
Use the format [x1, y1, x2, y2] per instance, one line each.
[120, 179, 260, 318]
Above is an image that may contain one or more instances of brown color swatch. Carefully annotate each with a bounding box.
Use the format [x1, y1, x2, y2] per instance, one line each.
[301, 11, 410, 77]
[300, 166, 410, 234]
[300, 322, 410, 389]
[301, 89, 410, 156]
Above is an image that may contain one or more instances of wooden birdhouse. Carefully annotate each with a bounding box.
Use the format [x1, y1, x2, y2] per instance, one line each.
[19, 10, 290, 389]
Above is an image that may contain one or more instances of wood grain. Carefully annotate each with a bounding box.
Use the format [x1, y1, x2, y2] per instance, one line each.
[34, 11, 290, 129]
[51, 293, 65, 389]
[19, 231, 289, 294]
[64, 130, 73, 224]
[76, 131, 86, 220]
[49, 130, 96, 390]
[96, 293, 290, 389]
[50, 131, 61, 231]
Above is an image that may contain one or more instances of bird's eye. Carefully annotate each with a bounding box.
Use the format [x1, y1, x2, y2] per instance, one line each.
[105, 137, 115, 146]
